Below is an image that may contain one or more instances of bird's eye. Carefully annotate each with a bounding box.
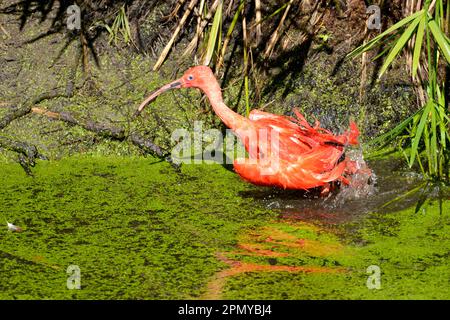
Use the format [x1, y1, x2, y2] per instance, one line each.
[187, 75, 194, 81]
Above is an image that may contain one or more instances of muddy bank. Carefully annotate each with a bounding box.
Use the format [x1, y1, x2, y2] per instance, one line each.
[0, 0, 415, 166]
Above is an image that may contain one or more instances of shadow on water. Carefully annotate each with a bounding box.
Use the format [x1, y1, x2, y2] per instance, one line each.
[239, 157, 427, 225]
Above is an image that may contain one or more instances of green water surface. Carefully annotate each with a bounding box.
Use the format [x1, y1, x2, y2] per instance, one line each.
[0, 156, 448, 299]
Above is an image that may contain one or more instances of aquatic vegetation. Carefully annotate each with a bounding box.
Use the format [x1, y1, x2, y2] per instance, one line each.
[223, 200, 450, 300]
[0, 156, 274, 299]
[0, 156, 448, 299]
[96, 5, 133, 47]
[1, 1, 449, 302]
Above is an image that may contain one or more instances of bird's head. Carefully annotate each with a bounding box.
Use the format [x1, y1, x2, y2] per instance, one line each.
[135, 65, 216, 116]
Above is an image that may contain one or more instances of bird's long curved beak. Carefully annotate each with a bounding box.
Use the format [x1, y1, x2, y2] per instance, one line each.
[134, 79, 182, 117]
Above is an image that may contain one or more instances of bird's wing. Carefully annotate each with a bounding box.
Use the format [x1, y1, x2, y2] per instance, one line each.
[233, 109, 359, 190]
[291, 109, 360, 146]
[249, 109, 358, 146]
[248, 110, 319, 157]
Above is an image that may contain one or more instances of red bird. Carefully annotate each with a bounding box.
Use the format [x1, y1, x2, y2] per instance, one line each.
[136, 66, 362, 192]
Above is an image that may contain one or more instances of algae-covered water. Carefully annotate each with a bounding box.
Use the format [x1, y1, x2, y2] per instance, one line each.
[0, 156, 449, 299]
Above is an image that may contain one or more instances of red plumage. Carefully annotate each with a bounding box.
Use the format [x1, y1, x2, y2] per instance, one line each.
[137, 66, 367, 192]
[233, 109, 359, 190]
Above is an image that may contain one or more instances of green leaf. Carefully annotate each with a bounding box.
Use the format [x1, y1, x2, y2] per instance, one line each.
[430, 101, 438, 170]
[409, 101, 432, 167]
[412, 15, 426, 78]
[217, 0, 244, 67]
[203, 1, 223, 66]
[225, 0, 243, 39]
[372, 40, 395, 60]
[368, 109, 422, 147]
[429, 19, 450, 64]
[123, 9, 131, 44]
[379, 15, 422, 76]
[254, 2, 289, 28]
[436, 86, 448, 149]
[347, 9, 425, 59]
[103, 24, 113, 35]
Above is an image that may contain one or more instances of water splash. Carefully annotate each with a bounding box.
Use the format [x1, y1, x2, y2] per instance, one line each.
[254, 153, 423, 225]
[334, 148, 375, 205]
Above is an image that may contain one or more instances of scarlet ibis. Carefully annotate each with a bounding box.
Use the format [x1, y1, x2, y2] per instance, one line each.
[136, 66, 363, 192]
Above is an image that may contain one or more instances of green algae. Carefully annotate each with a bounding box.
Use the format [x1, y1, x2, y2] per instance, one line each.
[0, 156, 275, 299]
[223, 200, 450, 300]
[0, 156, 449, 300]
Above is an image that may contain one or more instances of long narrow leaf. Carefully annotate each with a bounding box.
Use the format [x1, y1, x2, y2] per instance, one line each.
[372, 40, 396, 60]
[216, 0, 244, 69]
[379, 15, 422, 76]
[123, 8, 132, 44]
[431, 102, 438, 170]
[437, 86, 448, 149]
[381, 181, 428, 208]
[347, 9, 425, 59]
[252, 2, 289, 28]
[412, 15, 426, 78]
[410, 101, 432, 166]
[429, 19, 450, 63]
[423, 118, 431, 174]
[203, 1, 223, 65]
[368, 109, 422, 147]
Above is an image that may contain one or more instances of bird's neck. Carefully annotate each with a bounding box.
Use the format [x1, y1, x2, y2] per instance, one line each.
[201, 82, 246, 130]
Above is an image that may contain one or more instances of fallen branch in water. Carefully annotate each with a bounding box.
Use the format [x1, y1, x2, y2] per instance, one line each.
[31, 107, 178, 168]
[0, 136, 46, 159]
[0, 89, 67, 174]
[31, 107, 126, 140]
[0, 87, 177, 173]
[129, 132, 167, 158]
[0, 88, 66, 129]
[0, 135, 47, 175]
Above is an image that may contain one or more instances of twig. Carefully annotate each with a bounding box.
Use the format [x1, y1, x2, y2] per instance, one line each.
[130, 133, 180, 170]
[31, 107, 177, 166]
[255, 0, 262, 45]
[0, 88, 66, 129]
[164, 0, 187, 21]
[153, 0, 199, 70]
[31, 107, 126, 140]
[264, 0, 294, 58]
